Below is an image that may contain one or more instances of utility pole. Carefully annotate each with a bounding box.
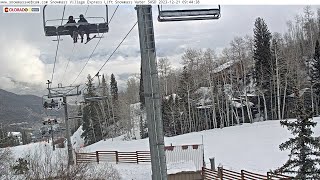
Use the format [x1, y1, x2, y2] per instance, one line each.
[136, 5, 167, 180]
[46, 82, 81, 167]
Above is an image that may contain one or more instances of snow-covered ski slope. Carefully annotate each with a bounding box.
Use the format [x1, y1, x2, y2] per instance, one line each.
[81, 118, 320, 173]
[9, 118, 320, 179]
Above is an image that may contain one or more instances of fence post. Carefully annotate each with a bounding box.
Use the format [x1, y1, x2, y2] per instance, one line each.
[115, 151, 119, 164]
[218, 167, 223, 180]
[75, 152, 77, 165]
[209, 158, 215, 171]
[241, 170, 244, 180]
[96, 151, 99, 164]
[136, 151, 139, 164]
[202, 167, 205, 180]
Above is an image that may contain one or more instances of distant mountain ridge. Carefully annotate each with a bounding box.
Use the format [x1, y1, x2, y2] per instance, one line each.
[0, 88, 48, 127]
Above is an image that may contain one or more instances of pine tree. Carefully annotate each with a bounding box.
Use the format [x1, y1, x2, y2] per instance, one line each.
[0, 127, 8, 148]
[177, 66, 194, 132]
[21, 130, 28, 145]
[100, 74, 112, 134]
[276, 88, 320, 179]
[311, 40, 320, 95]
[139, 66, 145, 108]
[77, 105, 82, 129]
[81, 74, 102, 145]
[162, 97, 171, 136]
[162, 95, 181, 136]
[139, 66, 148, 138]
[101, 74, 109, 97]
[12, 158, 29, 174]
[110, 74, 119, 103]
[253, 17, 272, 90]
[253, 17, 273, 120]
[81, 105, 94, 145]
[110, 73, 119, 136]
[139, 113, 148, 139]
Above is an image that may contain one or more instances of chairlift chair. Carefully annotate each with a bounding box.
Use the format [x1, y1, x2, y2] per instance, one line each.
[42, 96, 62, 110]
[157, 5, 221, 22]
[43, 5, 109, 38]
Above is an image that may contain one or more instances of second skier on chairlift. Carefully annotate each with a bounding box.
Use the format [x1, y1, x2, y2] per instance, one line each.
[78, 14, 91, 43]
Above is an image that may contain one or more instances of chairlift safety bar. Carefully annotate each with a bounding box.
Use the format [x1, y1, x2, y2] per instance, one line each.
[157, 5, 221, 22]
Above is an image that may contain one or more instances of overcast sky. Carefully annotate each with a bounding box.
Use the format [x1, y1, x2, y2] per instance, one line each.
[0, 5, 317, 97]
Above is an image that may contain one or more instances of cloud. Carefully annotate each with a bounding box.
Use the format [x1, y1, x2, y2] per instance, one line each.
[0, 5, 319, 96]
[0, 37, 47, 92]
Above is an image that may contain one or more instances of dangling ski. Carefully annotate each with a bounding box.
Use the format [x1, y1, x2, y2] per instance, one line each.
[73, 31, 78, 43]
[85, 35, 97, 44]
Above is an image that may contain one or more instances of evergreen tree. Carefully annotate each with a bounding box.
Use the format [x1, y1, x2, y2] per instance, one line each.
[253, 17, 272, 89]
[101, 74, 109, 97]
[253, 17, 273, 119]
[110, 74, 119, 103]
[0, 128, 8, 148]
[139, 112, 148, 139]
[139, 66, 148, 139]
[162, 95, 181, 136]
[77, 104, 83, 129]
[12, 158, 29, 174]
[276, 88, 320, 179]
[100, 74, 112, 134]
[21, 130, 29, 145]
[177, 66, 194, 132]
[110, 73, 120, 136]
[311, 40, 320, 95]
[81, 74, 102, 145]
[177, 66, 192, 106]
[139, 66, 145, 108]
[162, 97, 171, 136]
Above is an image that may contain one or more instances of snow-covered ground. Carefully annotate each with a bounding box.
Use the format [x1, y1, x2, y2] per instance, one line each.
[8, 118, 320, 179]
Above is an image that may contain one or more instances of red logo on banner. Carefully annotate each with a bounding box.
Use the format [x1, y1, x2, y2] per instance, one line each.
[4, 7, 8, 12]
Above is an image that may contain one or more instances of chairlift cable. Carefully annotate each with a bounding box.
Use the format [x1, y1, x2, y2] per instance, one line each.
[50, 5, 66, 87]
[109, 5, 119, 23]
[69, 5, 119, 86]
[78, 20, 137, 94]
[84, 5, 89, 16]
[97, 21, 137, 73]
[60, 43, 76, 84]
[60, 6, 95, 85]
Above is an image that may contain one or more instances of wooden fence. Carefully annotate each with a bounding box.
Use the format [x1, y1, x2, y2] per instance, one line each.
[202, 167, 292, 180]
[76, 144, 203, 170]
[75, 151, 151, 164]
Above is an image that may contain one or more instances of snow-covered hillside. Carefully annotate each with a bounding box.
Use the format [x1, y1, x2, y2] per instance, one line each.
[9, 118, 320, 179]
[76, 118, 320, 173]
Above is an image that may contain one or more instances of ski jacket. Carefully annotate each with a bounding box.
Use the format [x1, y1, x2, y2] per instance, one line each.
[78, 18, 88, 23]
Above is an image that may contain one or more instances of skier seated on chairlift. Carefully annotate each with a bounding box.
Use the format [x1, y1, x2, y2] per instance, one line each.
[78, 14, 92, 43]
[66, 16, 78, 43]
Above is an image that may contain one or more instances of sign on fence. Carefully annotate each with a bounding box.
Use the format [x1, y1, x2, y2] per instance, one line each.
[166, 144, 204, 171]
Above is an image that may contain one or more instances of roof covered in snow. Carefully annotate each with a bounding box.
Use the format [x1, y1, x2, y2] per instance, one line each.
[213, 60, 239, 74]
[8, 132, 22, 137]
